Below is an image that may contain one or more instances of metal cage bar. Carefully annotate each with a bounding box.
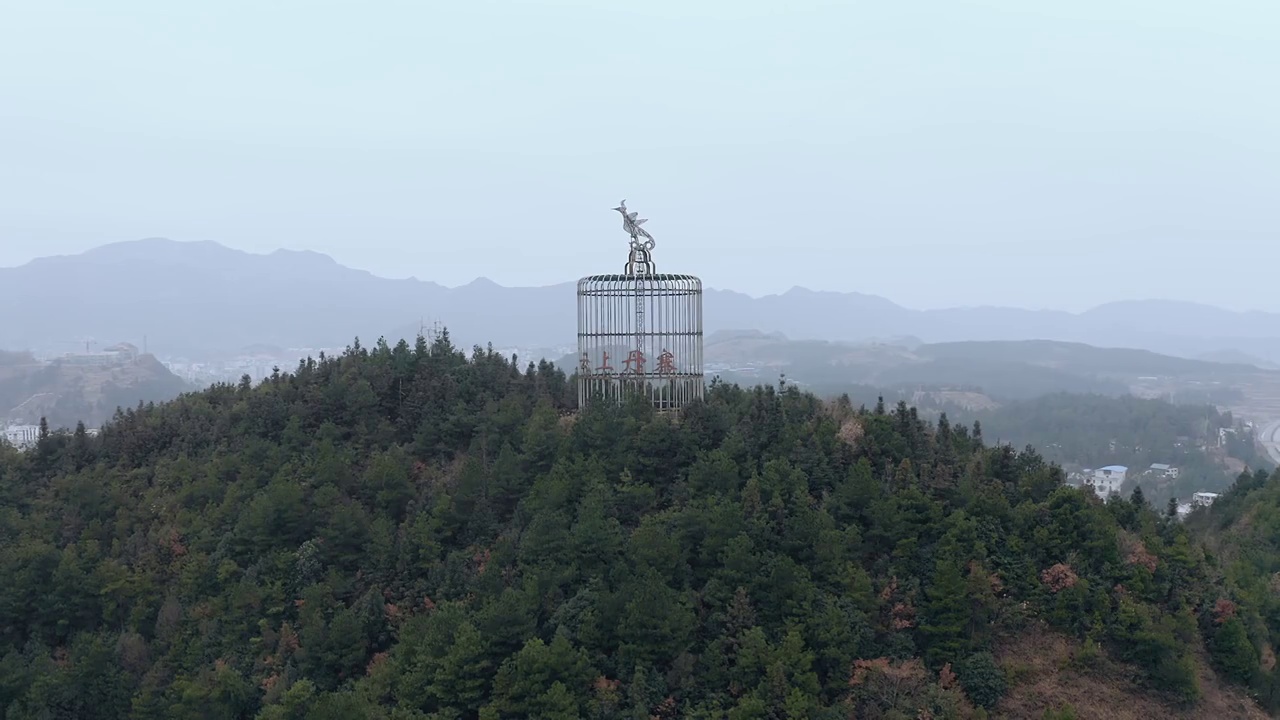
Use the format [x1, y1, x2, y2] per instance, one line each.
[576, 272, 704, 410]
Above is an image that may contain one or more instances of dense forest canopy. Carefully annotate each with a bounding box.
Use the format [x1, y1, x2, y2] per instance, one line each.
[1, 332, 1278, 719]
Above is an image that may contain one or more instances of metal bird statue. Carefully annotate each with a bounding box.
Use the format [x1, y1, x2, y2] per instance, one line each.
[612, 199, 655, 249]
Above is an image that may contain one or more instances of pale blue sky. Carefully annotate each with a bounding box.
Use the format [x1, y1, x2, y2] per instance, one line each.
[1, 0, 1276, 311]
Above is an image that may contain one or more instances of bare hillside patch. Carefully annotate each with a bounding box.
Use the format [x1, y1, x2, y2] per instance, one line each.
[994, 626, 1266, 720]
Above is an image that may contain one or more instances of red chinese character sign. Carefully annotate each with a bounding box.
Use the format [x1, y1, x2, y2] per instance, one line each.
[657, 349, 676, 375]
[579, 350, 672, 377]
[623, 349, 646, 374]
[595, 351, 613, 375]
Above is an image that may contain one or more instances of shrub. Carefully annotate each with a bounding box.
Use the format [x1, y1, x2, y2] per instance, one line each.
[955, 651, 1007, 709]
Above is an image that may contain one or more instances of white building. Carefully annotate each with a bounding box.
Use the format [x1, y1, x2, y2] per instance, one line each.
[2, 425, 41, 449]
[1192, 492, 1220, 508]
[103, 342, 139, 362]
[60, 351, 125, 367]
[1149, 463, 1180, 479]
[1083, 465, 1128, 499]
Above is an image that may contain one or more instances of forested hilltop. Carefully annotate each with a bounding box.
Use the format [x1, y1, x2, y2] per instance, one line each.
[1, 333, 1277, 719]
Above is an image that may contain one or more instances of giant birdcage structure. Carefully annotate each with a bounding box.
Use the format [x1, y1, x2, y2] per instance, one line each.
[577, 200, 704, 410]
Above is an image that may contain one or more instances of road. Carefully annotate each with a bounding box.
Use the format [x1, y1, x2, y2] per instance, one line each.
[8, 392, 56, 418]
[1261, 420, 1280, 466]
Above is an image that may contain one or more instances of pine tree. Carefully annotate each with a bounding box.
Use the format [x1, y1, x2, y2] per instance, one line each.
[429, 622, 492, 715]
[1130, 485, 1146, 508]
[490, 440, 526, 520]
[920, 547, 971, 667]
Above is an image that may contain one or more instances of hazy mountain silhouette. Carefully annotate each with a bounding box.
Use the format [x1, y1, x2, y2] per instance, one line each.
[4, 238, 1280, 363]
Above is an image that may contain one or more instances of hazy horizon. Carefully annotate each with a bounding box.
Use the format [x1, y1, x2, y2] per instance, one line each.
[3, 1, 1277, 313]
[6, 236, 1280, 318]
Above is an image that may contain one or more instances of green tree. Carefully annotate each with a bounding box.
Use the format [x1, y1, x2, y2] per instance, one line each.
[488, 634, 594, 718]
[919, 547, 971, 666]
[1210, 617, 1259, 684]
[956, 651, 1007, 709]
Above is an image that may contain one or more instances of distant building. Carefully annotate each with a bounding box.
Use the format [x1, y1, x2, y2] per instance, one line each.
[2, 425, 41, 449]
[1083, 465, 1128, 499]
[61, 350, 127, 366]
[58, 341, 139, 368]
[103, 342, 139, 361]
[59, 352, 120, 367]
[1192, 492, 1220, 508]
[1149, 463, 1180, 479]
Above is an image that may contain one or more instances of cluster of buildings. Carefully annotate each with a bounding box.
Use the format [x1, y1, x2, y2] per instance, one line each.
[56, 342, 139, 367]
[2, 424, 100, 451]
[160, 347, 346, 386]
[163, 357, 281, 386]
[1070, 462, 1222, 519]
[26, 342, 142, 370]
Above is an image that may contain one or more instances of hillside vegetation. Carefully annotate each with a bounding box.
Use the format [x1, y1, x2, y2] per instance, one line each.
[0, 352, 190, 428]
[0, 333, 1275, 719]
[960, 393, 1263, 507]
[916, 340, 1256, 376]
[700, 334, 1271, 402]
[1186, 467, 1280, 712]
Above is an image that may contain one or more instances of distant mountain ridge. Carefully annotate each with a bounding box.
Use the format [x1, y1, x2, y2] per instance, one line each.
[4, 238, 1280, 363]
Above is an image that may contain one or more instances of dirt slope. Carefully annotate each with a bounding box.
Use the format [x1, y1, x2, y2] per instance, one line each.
[994, 628, 1266, 719]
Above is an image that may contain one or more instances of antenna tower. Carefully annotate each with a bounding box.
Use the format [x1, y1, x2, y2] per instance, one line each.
[420, 318, 444, 343]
